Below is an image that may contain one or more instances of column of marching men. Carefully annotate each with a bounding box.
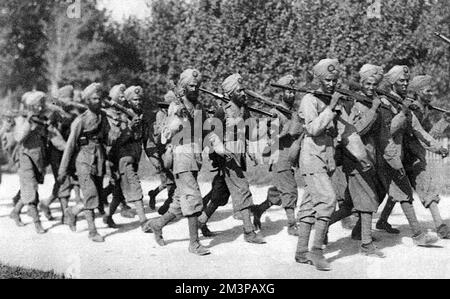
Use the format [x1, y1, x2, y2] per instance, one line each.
[2, 58, 450, 271]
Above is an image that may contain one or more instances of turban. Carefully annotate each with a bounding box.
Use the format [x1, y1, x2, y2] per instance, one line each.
[313, 59, 340, 80]
[57, 85, 74, 101]
[359, 64, 384, 83]
[384, 66, 410, 85]
[124, 86, 143, 102]
[23, 91, 46, 107]
[164, 90, 177, 103]
[276, 75, 296, 87]
[82, 83, 102, 100]
[109, 84, 126, 103]
[408, 75, 433, 94]
[178, 69, 202, 89]
[222, 73, 243, 96]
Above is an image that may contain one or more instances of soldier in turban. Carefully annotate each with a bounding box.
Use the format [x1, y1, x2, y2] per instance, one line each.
[252, 75, 303, 237]
[374, 67, 444, 247]
[58, 83, 120, 242]
[401, 75, 450, 239]
[10, 91, 49, 234]
[144, 69, 212, 256]
[295, 59, 343, 271]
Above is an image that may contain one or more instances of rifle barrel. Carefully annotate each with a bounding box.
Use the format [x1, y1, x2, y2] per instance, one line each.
[200, 88, 273, 117]
[435, 32, 450, 45]
[245, 90, 292, 116]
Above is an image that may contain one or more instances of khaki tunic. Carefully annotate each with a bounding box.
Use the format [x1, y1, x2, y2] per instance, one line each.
[59, 110, 118, 210]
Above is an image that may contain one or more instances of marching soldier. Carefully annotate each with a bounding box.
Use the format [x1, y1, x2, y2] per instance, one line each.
[102, 84, 137, 225]
[295, 59, 370, 270]
[294, 59, 342, 271]
[39, 85, 79, 223]
[328, 64, 387, 257]
[375, 66, 441, 246]
[58, 83, 119, 242]
[10, 92, 50, 234]
[198, 74, 266, 245]
[146, 90, 177, 215]
[251, 75, 302, 236]
[103, 85, 149, 231]
[144, 69, 211, 256]
[397, 75, 450, 238]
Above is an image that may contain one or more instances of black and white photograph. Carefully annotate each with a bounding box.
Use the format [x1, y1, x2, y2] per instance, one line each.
[1, 0, 450, 282]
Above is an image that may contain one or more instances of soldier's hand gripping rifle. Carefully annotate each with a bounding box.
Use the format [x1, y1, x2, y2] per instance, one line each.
[199, 88, 274, 117]
[244, 90, 292, 117]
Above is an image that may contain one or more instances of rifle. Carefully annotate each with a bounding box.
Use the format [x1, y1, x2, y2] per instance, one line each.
[199, 88, 274, 117]
[102, 98, 139, 120]
[272, 83, 391, 111]
[435, 32, 450, 45]
[244, 90, 292, 116]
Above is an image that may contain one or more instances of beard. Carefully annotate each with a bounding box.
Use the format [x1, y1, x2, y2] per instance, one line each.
[185, 90, 199, 102]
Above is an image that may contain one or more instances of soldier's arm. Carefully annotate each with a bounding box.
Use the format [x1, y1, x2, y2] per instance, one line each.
[14, 116, 32, 143]
[390, 111, 408, 136]
[351, 103, 379, 136]
[48, 126, 67, 151]
[58, 117, 83, 177]
[300, 95, 336, 137]
[411, 113, 443, 154]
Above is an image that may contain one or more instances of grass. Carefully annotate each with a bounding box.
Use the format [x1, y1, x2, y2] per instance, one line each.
[0, 263, 66, 279]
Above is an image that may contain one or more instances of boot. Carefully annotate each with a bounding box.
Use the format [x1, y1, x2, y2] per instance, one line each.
[412, 232, 439, 247]
[376, 197, 399, 234]
[120, 204, 137, 219]
[158, 198, 173, 216]
[144, 212, 176, 246]
[103, 215, 119, 229]
[351, 218, 362, 241]
[188, 217, 210, 256]
[29, 205, 46, 234]
[295, 222, 312, 264]
[10, 201, 25, 227]
[309, 219, 331, 271]
[85, 210, 104, 243]
[251, 200, 272, 230]
[200, 223, 218, 238]
[148, 189, 158, 211]
[286, 208, 299, 236]
[437, 224, 450, 239]
[360, 243, 386, 258]
[39, 202, 54, 221]
[242, 208, 266, 244]
[132, 200, 150, 232]
[65, 207, 78, 232]
[307, 248, 331, 271]
[376, 221, 400, 234]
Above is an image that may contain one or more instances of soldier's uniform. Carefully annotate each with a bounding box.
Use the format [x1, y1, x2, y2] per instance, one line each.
[251, 75, 302, 236]
[10, 92, 49, 234]
[429, 116, 450, 139]
[146, 90, 177, 215]
[144, 69, 211, 256]
[59, 83, 119, 242]
[375, 66, 440, 247]
[402, 75, 450, 239]
[198, 74, 266, 245]
[104, 86, 148, 230]
[329, 65, 386, 257]
[39, 85, 78, 223]
[295, 59, 371, 271]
